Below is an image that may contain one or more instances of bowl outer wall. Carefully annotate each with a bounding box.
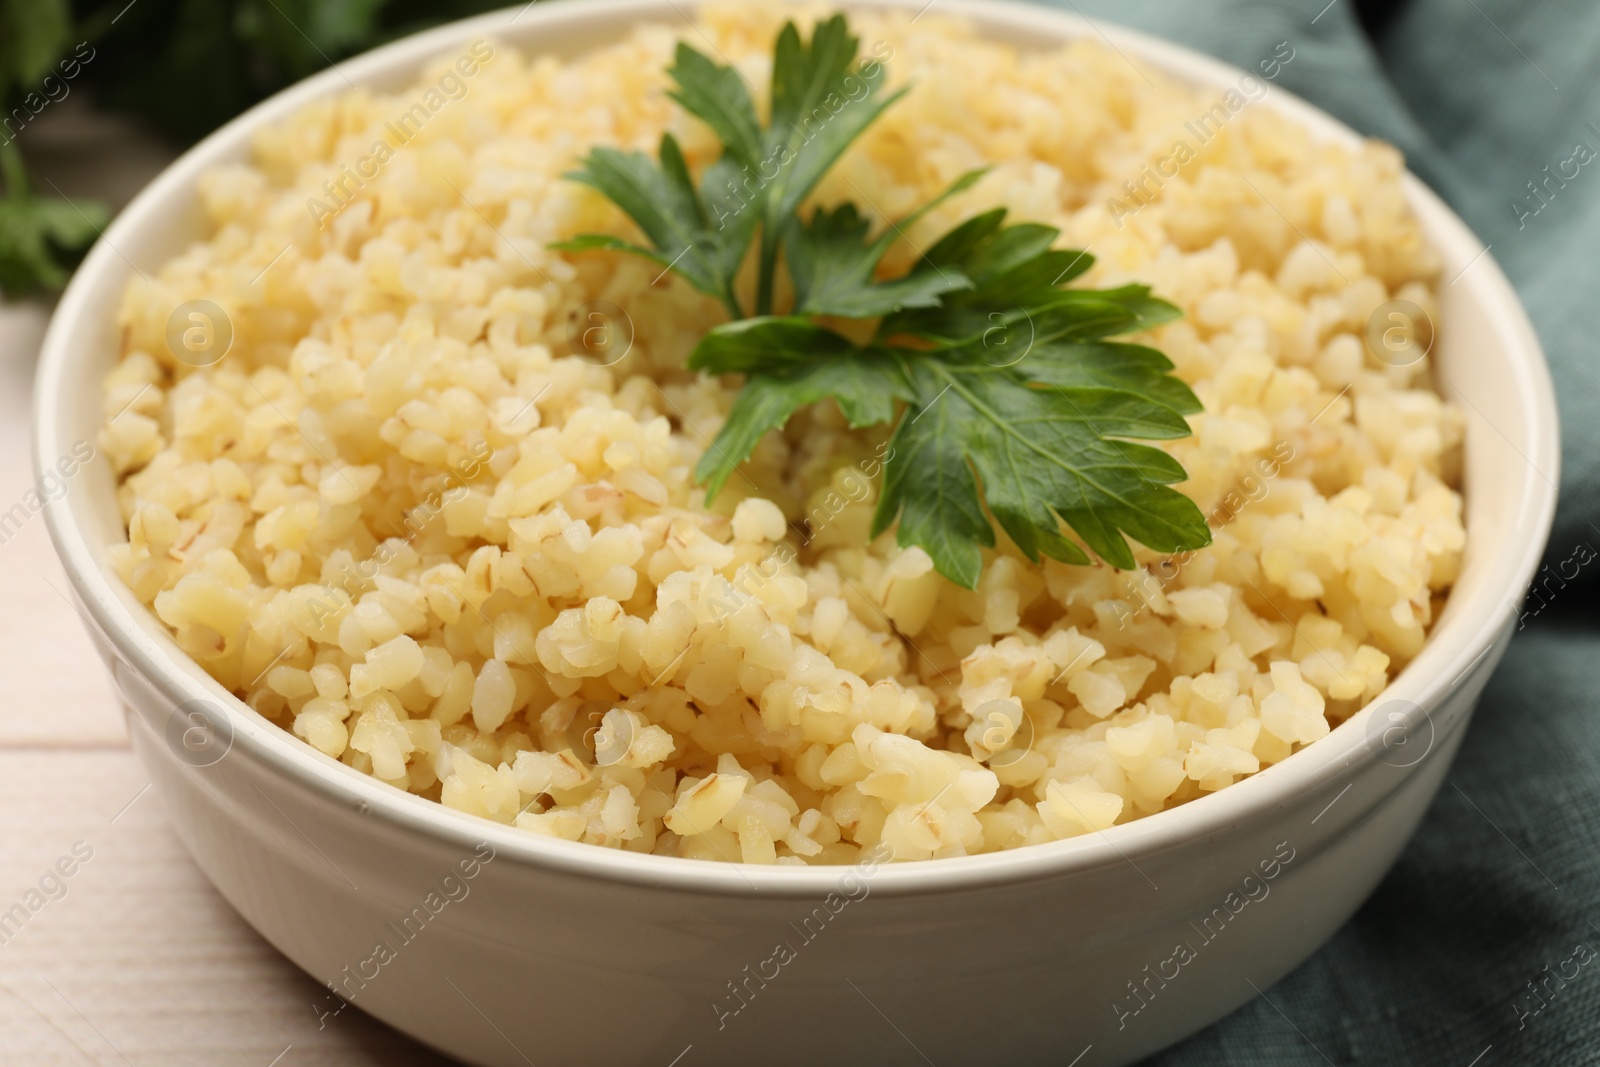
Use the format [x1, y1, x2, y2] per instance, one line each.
[33, 0, 1560, 902]
[33, 0, 1558, 1063]
[110, 640, 1498, 1067]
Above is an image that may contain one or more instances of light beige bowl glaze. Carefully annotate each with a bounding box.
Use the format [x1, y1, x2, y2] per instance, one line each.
[37, 1, 1558, 1064]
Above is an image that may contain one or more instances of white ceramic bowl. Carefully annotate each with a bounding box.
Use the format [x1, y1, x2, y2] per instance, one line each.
[37, 1, 1558, 1064]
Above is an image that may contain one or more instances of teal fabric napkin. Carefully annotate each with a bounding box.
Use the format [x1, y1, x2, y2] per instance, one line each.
[1032, 0, 1599, 1062]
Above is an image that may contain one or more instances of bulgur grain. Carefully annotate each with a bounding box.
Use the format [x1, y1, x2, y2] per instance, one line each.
[101, 4, 1464, 863]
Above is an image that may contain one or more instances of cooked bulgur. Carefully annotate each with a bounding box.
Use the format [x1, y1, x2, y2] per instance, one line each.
[100, 4, 1465, 864]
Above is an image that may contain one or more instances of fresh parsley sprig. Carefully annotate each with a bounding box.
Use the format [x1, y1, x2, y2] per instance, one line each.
[553, 15, 903, 318]
[689, 208, 1211, 585]
[553, 15, 1212, 588]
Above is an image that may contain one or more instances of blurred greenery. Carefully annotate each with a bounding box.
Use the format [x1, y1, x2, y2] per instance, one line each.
[0, 0, 516, 296]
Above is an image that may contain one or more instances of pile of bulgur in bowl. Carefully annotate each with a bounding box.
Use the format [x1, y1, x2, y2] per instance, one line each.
[98, 2, 1464, 866]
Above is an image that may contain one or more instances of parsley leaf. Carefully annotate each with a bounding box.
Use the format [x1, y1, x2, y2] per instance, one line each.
[753, 15, 905, 314]
[878, 208, 1107, 346]
[878, 347, 1205, 583]
[688, 317, 909, 498]
[552, 133, 757, 319]
[554, 16, 902, 319]
[664, 42, 763, 171]
[695, 353, 909, 501]
[786, 167, 986, 318]
[690, 211, 1211, 586]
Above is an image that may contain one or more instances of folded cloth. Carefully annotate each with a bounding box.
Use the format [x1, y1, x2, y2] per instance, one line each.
[1028, 0, 1599, 1061]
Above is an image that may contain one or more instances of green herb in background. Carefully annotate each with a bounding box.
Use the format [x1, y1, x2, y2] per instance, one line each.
[0, 138, 108, 291]
[0, 0, 510, 295]
[78, 0, 463, 143]
[0, 0, 70, 97]
[554, 17, 909, 320]
[0, 0, 106, 292]
[559, 16, 1212, 586]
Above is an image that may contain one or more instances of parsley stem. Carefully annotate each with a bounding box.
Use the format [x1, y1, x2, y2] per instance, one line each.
[755, 221, 778, 317]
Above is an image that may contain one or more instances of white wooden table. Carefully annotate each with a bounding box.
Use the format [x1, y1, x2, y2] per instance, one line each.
[3, 103, 459, 1063]
[0, 305, 455, 1066]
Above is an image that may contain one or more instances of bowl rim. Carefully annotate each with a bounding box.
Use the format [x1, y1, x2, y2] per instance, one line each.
[36, 0, 1560, 898]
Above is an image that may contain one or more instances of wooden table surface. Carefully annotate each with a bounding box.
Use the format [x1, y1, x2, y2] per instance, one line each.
[0, 301, 456, 1067]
